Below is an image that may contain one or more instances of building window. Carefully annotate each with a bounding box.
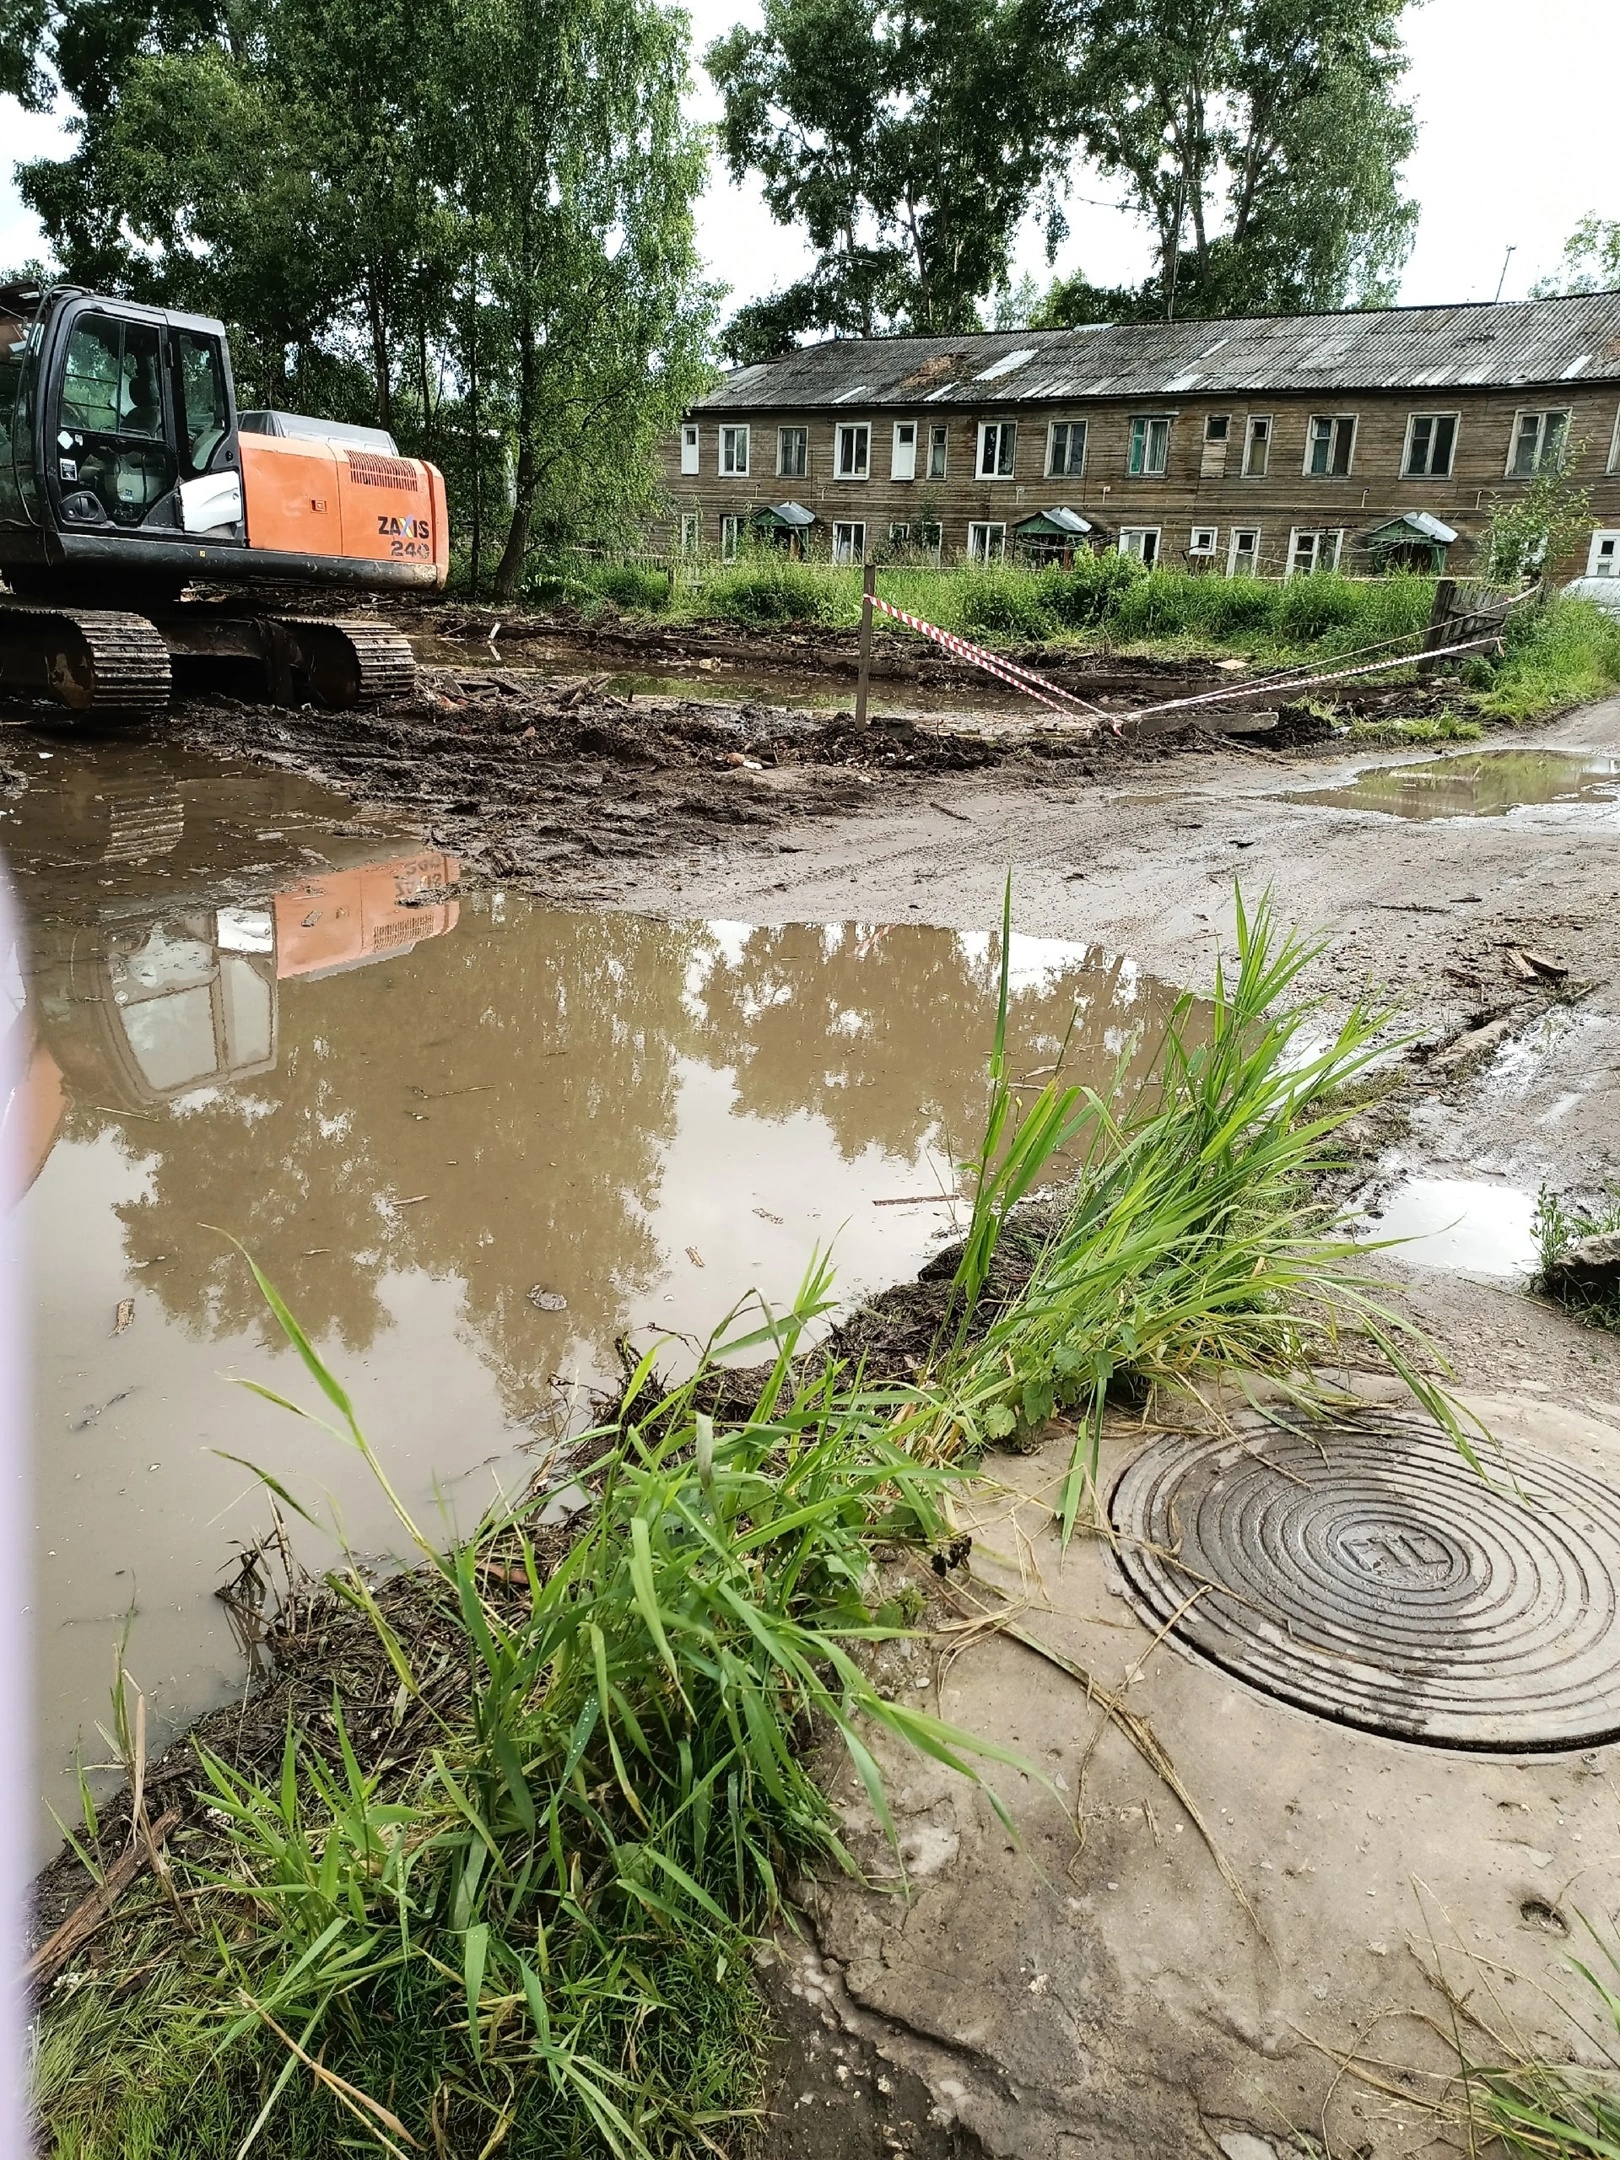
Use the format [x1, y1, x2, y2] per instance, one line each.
[1127, 416, 1170, 477]
[678, 511, 699, 556]
[1243, 415, 1271, 477]
[1510, 408, 1570, 477]
[832, 519, 866, 563]
[1205, 415, 1229, 443]
[1404, 412, 1458, 479]
[927, 424, 948, 479]
[720, 424, 750, 477]
[967, 520, 1006, 561]
[1119, 527, 1160, 565]
[891, 420, 918, 481]
[836, 423, 870, 479]
[777, 426, 807, 478]
[1047, 420, 1087, 477]
[1306, 414, 1356, 477]
[978, 421, 1016, 478]
[1188, 526, 1218, 557]
[720, 513, 743, 562]
[1287, 528, 1343, 577]
[1227, 527, 1261, 576]
[1610, 409, 1620, 475]
[888, 522, 910, 546]
[1201, 415, 1230, 478]
[1588, 529, 1620, 578]
[680, 424, 699, 476]
[918, 519, 942, 562]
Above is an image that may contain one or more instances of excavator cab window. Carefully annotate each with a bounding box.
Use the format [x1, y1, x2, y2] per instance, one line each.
[175, 330, 231, 476]
[0, 300, 40, 527]
[56, 312, 178, 527]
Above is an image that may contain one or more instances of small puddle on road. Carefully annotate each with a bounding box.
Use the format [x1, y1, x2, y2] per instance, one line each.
[0, 739, 1187, 1848]
[1293, 749, 1620, 821]
[406, 632, 1030, 723]
[1362, 1176, 1539, 1275]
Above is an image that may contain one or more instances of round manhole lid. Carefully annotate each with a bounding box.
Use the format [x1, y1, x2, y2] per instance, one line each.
[1109, 1420, 1620, 1751]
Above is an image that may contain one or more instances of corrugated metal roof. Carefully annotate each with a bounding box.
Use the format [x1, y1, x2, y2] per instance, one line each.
[695, 294, 1620, 412]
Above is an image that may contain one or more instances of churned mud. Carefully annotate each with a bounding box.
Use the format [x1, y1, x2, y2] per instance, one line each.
[13, 607, 1620, 2156]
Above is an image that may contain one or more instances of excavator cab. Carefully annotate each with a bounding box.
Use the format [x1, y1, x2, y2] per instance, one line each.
[1, 283, 445, 716]
[2, 285, 246, 575]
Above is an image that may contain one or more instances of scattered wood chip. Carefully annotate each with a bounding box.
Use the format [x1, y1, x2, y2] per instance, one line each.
[113, 1298, 134, 1337]
[685, 1246, 705, 1267]
[29, 1807, 181, 1984]
[753, 1207, 784, 1225]
[1523, 948, 1570, 981]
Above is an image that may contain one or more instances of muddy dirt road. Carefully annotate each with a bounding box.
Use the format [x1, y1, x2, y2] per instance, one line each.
[12, 646, 1620, 2157]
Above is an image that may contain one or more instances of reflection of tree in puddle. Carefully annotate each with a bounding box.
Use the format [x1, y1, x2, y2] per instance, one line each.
[25, 867, 1190, 1422]
[690, 924, 1183, 1166]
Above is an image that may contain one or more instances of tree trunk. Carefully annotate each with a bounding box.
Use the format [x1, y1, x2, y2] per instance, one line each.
[367, 277, 393, 435]
[493, 318, 538, 599]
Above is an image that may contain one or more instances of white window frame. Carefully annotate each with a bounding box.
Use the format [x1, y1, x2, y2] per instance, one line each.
[1046, 418, 1087, 478]
[1243, 414, 1271, 477]
[967, 520, 1006, 561]
[1118, 526, 1160, 565]
[1226, 526, 1261, 576]
[1304, 413, 1357, 478]
[679, 424, 699, 476]
[1127, 415, 1170, 477]
[1188, 525, 1218, 557]
[1509, 408, 1571, 478]
[1587, 528, 1620, 578]
[831, 518, 866, 564]
[977, 420, 1017, 479]
[927, 423, 948, 479]
[835, 422, 871, 479]
[719, 513, 743, 562]
[1609, 408, 1620, 476]
[1403, 411, 1459, 480]
[777, 425, 807, 479]
[1286, 527, 1344, 577]
[891, 420, 918, 481]
[678, 510, 699, 556]
[720, 423, 750, 477]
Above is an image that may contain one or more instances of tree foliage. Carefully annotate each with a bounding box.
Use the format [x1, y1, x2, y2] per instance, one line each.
[706, 0, 1075, 346]
[14, 0, 716, 588]
[713, 0, 1420, 346]
[1531, 215, 1620, 301]
[1051, 0, 1418, 321]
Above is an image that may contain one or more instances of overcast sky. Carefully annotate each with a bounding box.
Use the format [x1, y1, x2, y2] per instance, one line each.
[3, 0, 1616, 317]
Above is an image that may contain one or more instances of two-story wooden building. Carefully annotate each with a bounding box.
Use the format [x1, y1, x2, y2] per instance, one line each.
[660, 293, 1620, 579]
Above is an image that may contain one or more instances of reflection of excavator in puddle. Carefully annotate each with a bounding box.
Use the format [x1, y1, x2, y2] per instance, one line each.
[6, 846, 459, 1195]
[0, 282, 447, 717]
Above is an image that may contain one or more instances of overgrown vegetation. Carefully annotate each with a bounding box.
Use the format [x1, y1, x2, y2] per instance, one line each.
[35, 892, 1473, 2155]
[1471, 593, 1620, 722]
[1532, 1181, 1620, 1332]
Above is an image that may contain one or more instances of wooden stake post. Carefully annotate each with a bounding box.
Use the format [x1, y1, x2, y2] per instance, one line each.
[854, 557, 875, 725]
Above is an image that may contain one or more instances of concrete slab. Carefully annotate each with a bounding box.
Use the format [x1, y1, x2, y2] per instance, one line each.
[774, 1393, 1620, 2157]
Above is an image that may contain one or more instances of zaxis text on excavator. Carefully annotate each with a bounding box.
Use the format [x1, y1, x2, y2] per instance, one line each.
[0, 282, 448, 716]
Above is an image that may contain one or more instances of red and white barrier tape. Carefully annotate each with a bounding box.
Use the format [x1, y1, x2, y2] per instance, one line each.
[867, 593, 1115, 728]
[864, 587, 1524, 731]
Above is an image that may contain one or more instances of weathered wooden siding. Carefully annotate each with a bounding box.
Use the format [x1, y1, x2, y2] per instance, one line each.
[658, 385, 1620, 577]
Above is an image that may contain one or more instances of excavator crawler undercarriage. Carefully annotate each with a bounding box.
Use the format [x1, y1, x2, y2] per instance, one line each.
[0, 598, 416, 718]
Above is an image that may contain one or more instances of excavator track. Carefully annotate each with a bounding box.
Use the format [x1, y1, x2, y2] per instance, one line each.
[0, 605, 172, 718]
[265, 616, 416, 708]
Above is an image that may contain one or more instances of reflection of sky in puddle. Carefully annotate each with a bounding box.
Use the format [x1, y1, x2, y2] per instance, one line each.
[3, 741, 1190, 1846]
[1290, 750, 1620, 822]
[1362, 1176, 1538, 1275]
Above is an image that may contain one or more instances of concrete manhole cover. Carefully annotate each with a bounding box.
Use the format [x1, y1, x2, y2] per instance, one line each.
[1109, 1420, 1620, 1751]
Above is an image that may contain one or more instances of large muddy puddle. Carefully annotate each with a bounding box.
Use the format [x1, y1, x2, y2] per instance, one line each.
[1294, 748, 1620, 821]
[408, 631, 1028, 723]
[1, 739, 1184, 1847]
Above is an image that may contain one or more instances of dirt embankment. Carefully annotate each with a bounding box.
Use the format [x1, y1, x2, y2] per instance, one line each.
[174, 669, 1206, 887]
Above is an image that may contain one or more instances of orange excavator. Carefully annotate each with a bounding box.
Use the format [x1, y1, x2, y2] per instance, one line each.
[0, 282, 449, 716]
